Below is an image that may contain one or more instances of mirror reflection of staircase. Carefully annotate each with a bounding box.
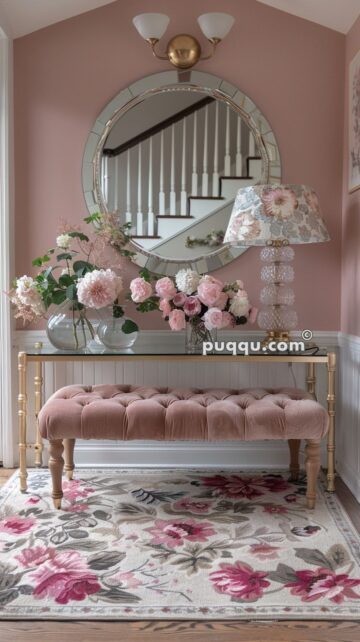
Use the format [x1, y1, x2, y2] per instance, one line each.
[102, 96, 262, 259]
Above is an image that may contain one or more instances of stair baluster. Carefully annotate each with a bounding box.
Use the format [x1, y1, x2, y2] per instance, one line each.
[125, 149, 132, 228]
[159, 129, 165, 216]
[224, 104, 231, 176]
[102, 156, 109, 205]
[236, 117, 242, 176]
[249, 131, 256, 157]
[212, 101, 219, 196]
[113, 156, 119, 211]
[148, 137, 154, 236]
[181, 118, 187, 215]
[170, 124, 176, 215]
[191, 111, 198, 196]
[202, 104, 209, 196]
[136, 143, 143, 236]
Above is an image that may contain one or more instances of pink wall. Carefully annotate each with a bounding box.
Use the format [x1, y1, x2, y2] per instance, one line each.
[341, 14, 360, 336]
[14, 0, 344, 331]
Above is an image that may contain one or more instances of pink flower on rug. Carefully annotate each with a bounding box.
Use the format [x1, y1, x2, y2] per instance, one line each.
[77, 269, 123, 309]
[172, 497, 213, 514]
[63, 479, 94, 501]
[31, 550, 100, 605]
[197, 280, 222, 307]
[200, 474, 289, 500]
[65, 503, 89, 512]
[130, 277, 153, 303]
[249, 544, 280, 560]
[155, 277, 177, 300]
[285, 568, 360, 604]
[168, 309, 186, 331]
[15, 546, 57, 569]
[0, 516, 35, 534]
[210, 561, 270, 601]
[146, 518, 216, 548]
[106, 571, 142, 589]
[262, 504, 288, 514]
[172, 292, 187, 307]
[27, 497, 40, 504]
[203, 307, 224, 330]
[183, 296, 202, 317]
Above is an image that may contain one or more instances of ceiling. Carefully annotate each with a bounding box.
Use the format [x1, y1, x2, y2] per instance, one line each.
[0, 0, 359, 38]
[256, 0, 360, 34]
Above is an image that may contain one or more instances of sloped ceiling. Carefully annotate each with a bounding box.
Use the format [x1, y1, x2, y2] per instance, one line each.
[256, 0, 360, 34]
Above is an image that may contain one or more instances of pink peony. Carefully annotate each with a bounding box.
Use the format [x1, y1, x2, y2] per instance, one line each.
[249, 306, 258, 323]
[221, 311, 234, 328]
[155, 277, 177, 300]
[16, 546, 57, 568]
[214, 291, 228, 310]
[285, 567, 360, 604]
[146, 518, 216, 548]
[0, 516, 35, 534]
[106, 571, 142, 589]
[203, 307, 224, 330]
[200, 474, 289, 499]
[173, 292, 187, 307]
[130, 277, 153, 303]
[210, 561, 270, 601]
[172, 497, 213, 514]
[159, 298, 172, 319]
[77, 269, 123, 309]
[31, 550, 100, 604]
[183, 296, 202, 317]
[168, 309, 186, 331]
[197, 281, 223, 307]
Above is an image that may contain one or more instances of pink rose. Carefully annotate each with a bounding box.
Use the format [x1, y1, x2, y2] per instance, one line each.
[130, 277, 153, 303]
[168, 309, 186, 331]
[215, 291, 228, 310]
[249, 306, 258, 323]
[183, 296, 202, 317]
[221, 311, 234, 328]
[173, 292, 187, 307]
[155, 277, 176, 300]
[197, 281, 222, 307]
[0, 516, 35, 534]
[159, 298, 172, 319]
[203, 307, 224, 330]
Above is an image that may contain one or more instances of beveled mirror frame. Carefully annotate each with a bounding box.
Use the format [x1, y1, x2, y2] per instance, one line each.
[82, 70, 282, 275]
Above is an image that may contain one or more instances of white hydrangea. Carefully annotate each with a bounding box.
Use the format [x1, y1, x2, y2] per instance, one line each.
[61, 267, 75, 277]
[56, 233, 71, 250]
[16, 275, 40, 305]
[175, 269, 200, 295]
[229, 294, 250, 318]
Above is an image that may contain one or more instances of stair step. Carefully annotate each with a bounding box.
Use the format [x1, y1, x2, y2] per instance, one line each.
[247, 156, 262, 181]
[188, 196, 225, 218]
[157, 215, 195, 239]
[157, 215, 194, 219]
[220, 176, 258, 199]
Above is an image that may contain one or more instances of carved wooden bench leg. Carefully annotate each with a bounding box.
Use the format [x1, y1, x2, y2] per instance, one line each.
[64, 438, 75, 481]
[305, 438, 321, 509]
[49, 439, 64, 509]
[288, 439, 301, 481]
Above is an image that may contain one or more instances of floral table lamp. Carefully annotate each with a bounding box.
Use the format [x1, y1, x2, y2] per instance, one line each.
[224, 184, 330, 343]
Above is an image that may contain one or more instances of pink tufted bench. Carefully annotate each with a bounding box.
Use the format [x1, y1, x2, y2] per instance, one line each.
[38, 384, 329, 510]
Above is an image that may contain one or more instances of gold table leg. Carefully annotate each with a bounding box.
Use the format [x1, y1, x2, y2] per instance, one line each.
[306, 362, 316, 398]
[327, 352, 336, 492]
[34, 356, 43, 467]
[18, 351, 28, 492]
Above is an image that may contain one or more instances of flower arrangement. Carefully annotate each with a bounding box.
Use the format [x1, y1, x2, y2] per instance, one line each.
[185, 230, 225, 248]
[8, 214, 138, 349]
[129, 268, 257, 350]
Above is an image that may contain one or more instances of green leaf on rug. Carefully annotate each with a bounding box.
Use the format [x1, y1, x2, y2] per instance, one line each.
[295, 548, 333, 569]
[0, 589, 19, 606]
[326, 544, 351, 569]
[88, 551, 126, 571]
[68, 529, 88, 539]
[93, 510, 112, 521]
[115, 502, 156, 518]
[50, 531, 68, 545]
[58, 541, 103, 551]
[268, 563, 298, 584]
[95, 588, 141, 603]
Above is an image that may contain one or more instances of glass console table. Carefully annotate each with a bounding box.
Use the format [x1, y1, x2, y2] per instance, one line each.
[17, 345, 336, 494]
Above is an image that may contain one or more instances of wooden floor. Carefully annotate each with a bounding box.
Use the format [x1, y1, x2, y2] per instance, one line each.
[0, 468, 359, 642]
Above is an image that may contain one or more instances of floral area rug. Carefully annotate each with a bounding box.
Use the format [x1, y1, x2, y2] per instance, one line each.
[1, 468, 360, 620]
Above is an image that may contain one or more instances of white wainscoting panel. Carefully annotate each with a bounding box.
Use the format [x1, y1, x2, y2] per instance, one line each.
[337, 333, 360, 501]
[11, 330, 338, 470]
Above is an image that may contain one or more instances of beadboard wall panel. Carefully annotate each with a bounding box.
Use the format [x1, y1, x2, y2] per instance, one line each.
[12, 330, 337, 470]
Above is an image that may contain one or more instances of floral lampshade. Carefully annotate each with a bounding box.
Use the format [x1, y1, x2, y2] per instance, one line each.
[224, 184, 330, 246]
[224, 184, 330, 343]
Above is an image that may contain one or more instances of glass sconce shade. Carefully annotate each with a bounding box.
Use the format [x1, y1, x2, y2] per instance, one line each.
[197, 13, 235, 40]
[133, 13, 170, 40]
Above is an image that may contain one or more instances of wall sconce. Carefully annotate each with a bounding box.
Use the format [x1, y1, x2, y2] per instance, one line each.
[132, 12, 235, 70]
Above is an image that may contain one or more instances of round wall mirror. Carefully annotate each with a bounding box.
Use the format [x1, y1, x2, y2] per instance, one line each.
[82, 71, 281, 275]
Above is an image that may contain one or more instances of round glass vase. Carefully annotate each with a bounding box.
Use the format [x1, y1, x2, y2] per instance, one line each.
[185, 319, 217, 354]
[46, 300, 95, 351]
[97, 309, 138, 350]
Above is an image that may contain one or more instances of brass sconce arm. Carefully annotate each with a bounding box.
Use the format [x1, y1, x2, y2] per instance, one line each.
[199, 38, 221, 62]
[147, 38, 169, 61]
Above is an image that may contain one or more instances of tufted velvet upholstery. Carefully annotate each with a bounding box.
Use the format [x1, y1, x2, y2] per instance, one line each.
[38, 384, 329, 442]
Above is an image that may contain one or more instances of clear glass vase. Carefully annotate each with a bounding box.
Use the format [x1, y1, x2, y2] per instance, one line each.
[46, 300, 95, 351]
[185, 319, 217, 354]
[97, 309, 138, 350]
